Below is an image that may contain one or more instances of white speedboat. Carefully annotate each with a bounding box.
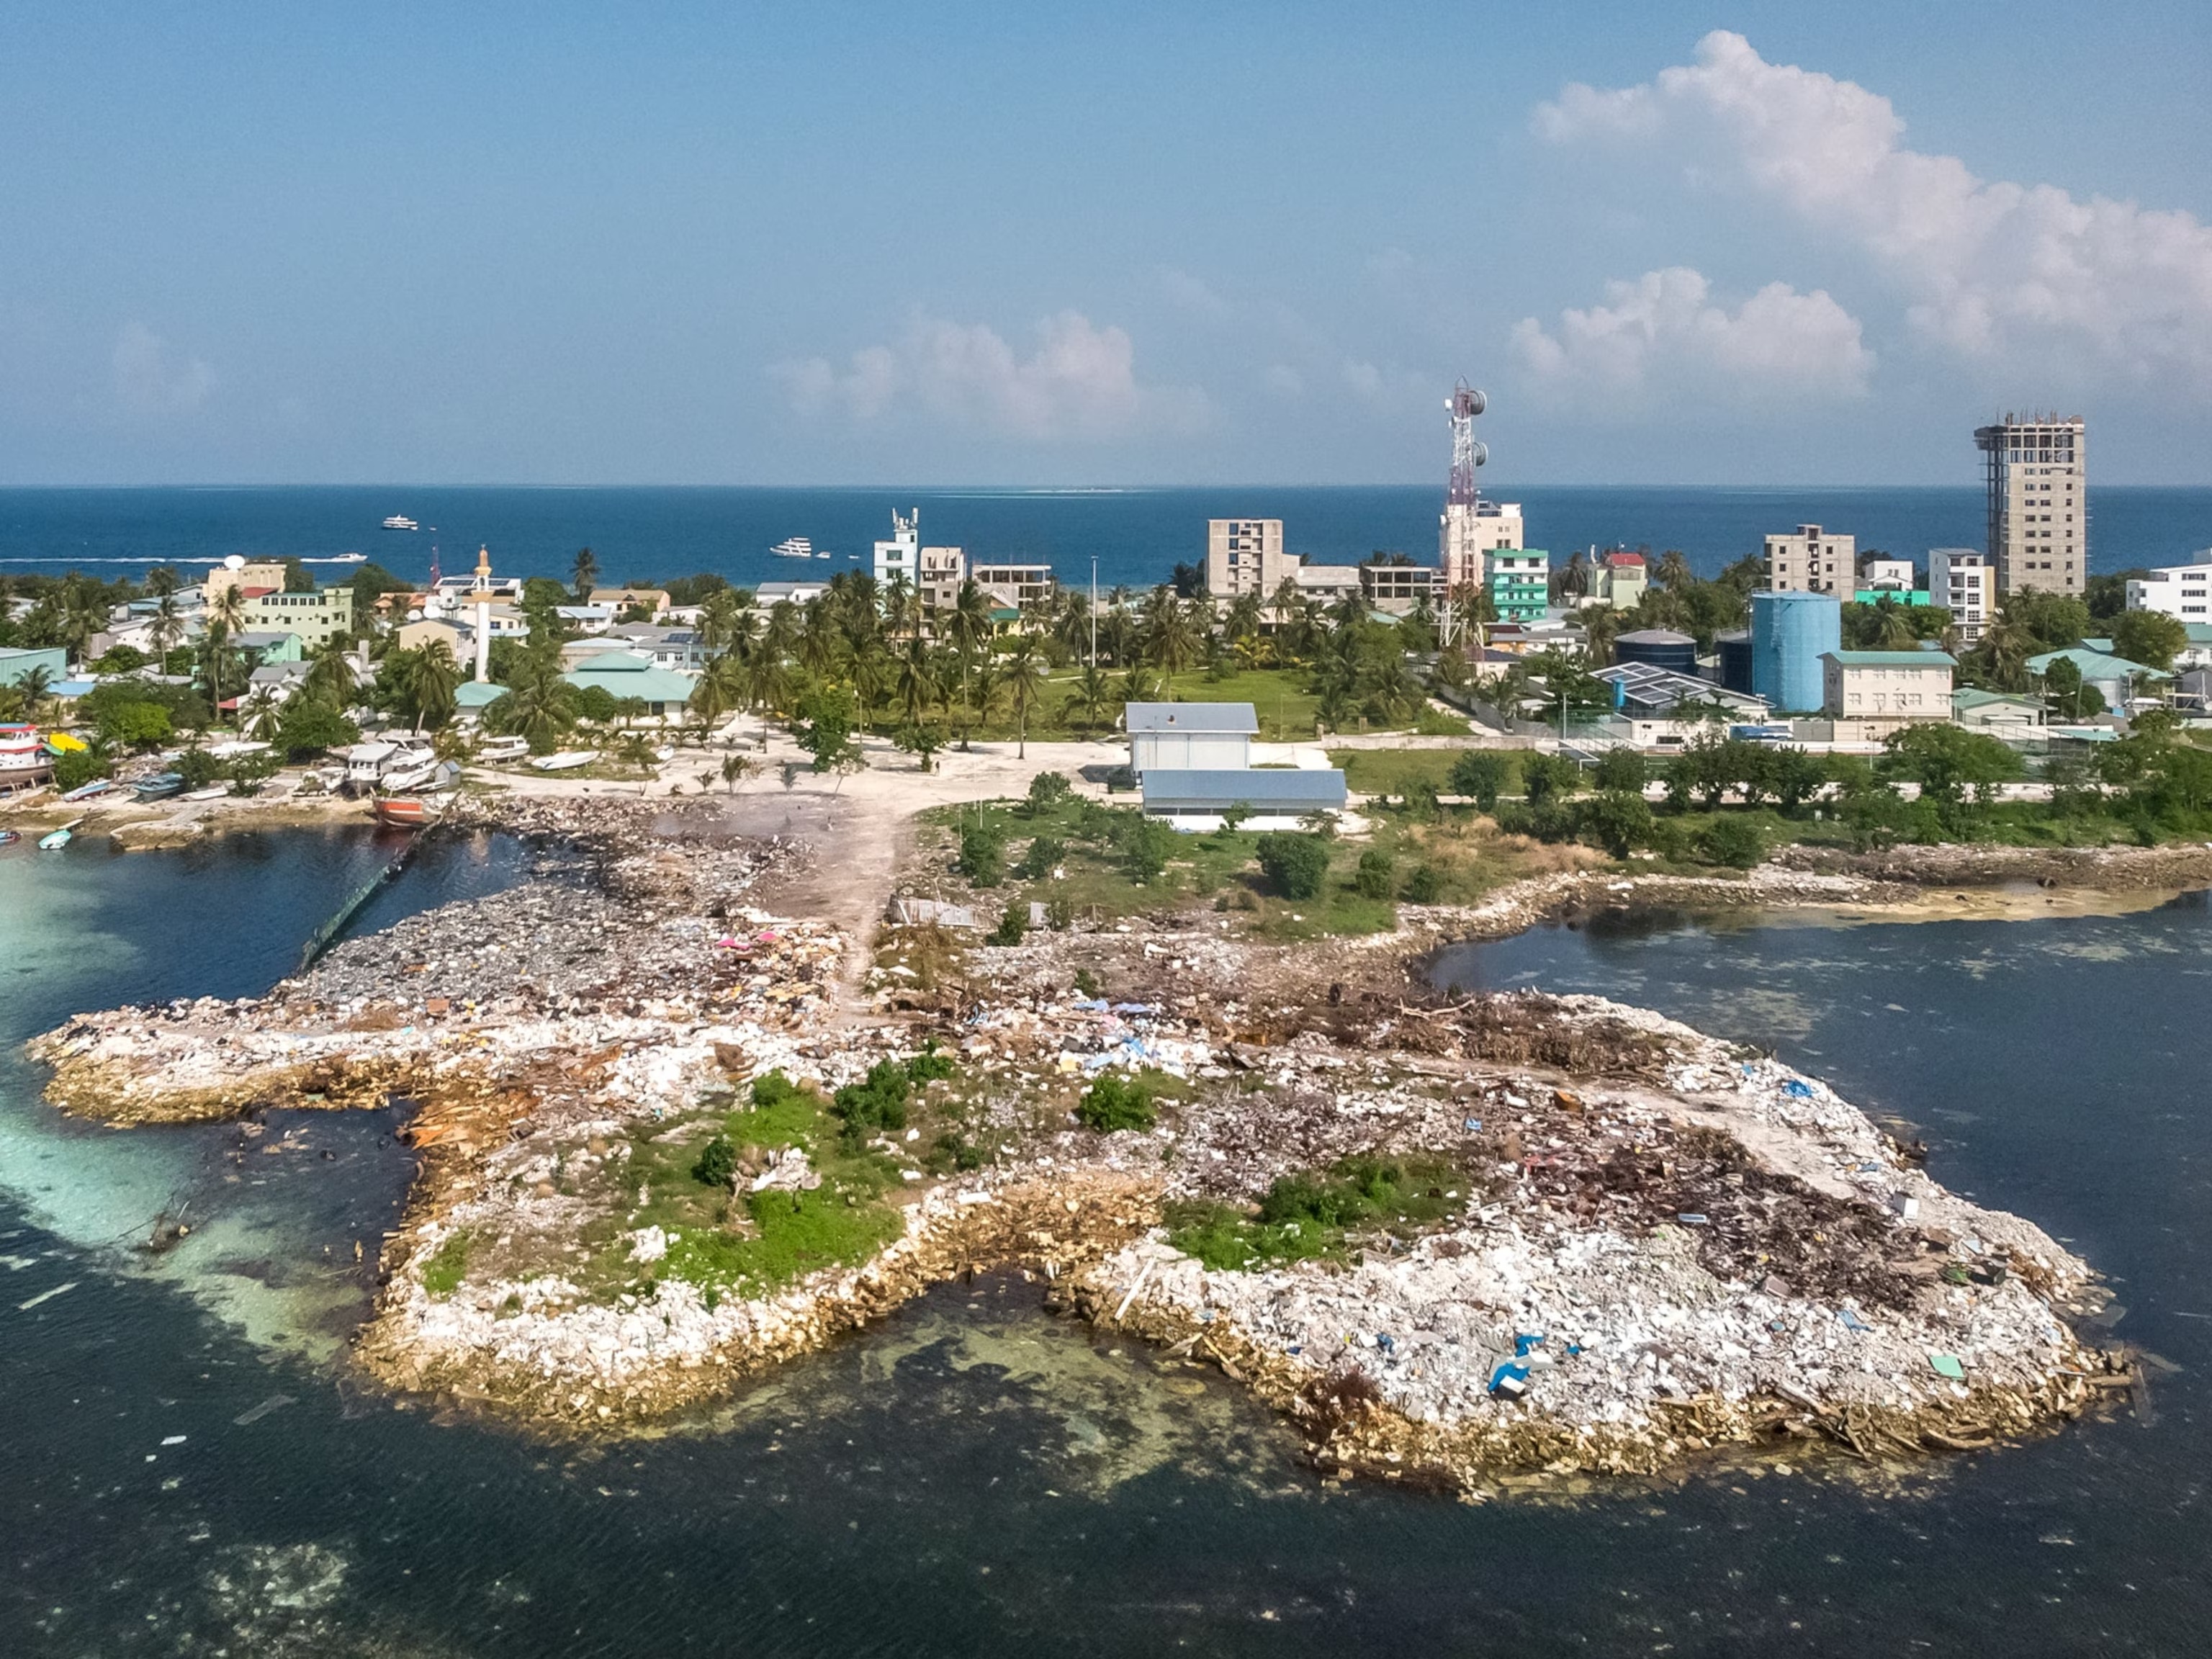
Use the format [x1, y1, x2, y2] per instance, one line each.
[770, 536, 814, 559]
[382, 516, 419, 531]
[529, 750, 600, 773]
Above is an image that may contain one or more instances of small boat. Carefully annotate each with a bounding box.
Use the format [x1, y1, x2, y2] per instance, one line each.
[134, 773, 186, 801]
[0, 830, 19, 847]
[475, 737, 529, 763]
[529, 750, 599, 772]
[181, 786, 228, 801]
[58, 778, 114, 802]
[331, 552, 368, 564]
[770, 536, 814, 559]
[38, 818, 82, 851]
[372, 794, 445, 828]
[383, 515, 420, 531]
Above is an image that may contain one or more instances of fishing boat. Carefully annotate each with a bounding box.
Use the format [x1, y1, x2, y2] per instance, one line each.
[133, 772, 186, 801]
[181, 786, 228, 802]
[382, 515, 419, 531]
[0, 724, 53, 793]
[770, 536, 814, 559]
[58, 778, 114, 803]
[475, 736, 529, 764]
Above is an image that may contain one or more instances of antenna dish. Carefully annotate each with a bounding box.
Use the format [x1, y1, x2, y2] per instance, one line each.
[223, 554, 246, 570]
[1471, 442, 1488, 468]
[1465, 390, 1487, 417]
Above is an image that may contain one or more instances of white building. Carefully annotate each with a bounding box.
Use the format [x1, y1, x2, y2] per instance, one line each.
[1207, 518, 1292, 600]
[1125, 702, 1255, 773]
[1439, 500, 1522, 595]
[1821, 649, 1957, 740]
[1765, 525, 1855, 595]
[2124, 554, 2212, 622]
[971, 562, 1054, 611]
[1931, 549, 1994, 644]
[872, 508, 963, 602]
[1860, 557, 1916, 592]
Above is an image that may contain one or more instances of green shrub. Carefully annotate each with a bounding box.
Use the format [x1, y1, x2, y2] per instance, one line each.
[1020, 834, 1064, 880]
[174, 748, 223, 789]
[693, 1134, 739, 1187]
[988, 906, 1028, 946]
[1076, 1073, 1156, 1133]
[1699, 814, 1767, 868]
[1073, 967, 1102, 999]
[1353, 847, 1394, 900]
[1044, 894, 1076, 930]
[1591, 747, 1646, 793]
[1256, 831, 1330, 899]
[96, 699, 172, 750]
[1025, 770, 1072, 812]
[831, 1060, 912, 1136]
[1120, 817, 1177, 882]
[274, 700, 359, 760]
[1414, 708, 1472, 736]
[958, 822, 1005, 887]
[51, 749, 111, 792]
[1402, 863, 1444, 903]
[1448, 750, 1508, 810]
[1521, 752, 1582, 804]
[420, 1231, 471, 1298]
[905, 1048, 956, 1084]
[1581, 791, 1654, 858]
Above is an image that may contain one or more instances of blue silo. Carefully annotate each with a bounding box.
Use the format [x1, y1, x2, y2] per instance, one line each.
[1750, 590, 1841, 714]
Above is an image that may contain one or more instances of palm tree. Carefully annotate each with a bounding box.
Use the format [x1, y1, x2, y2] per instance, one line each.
[401, 639, 464, 732]
[239, 685, 284, 738]
[1064, 661, 1113, 734]
[997, 636, 1047, 758]
[207, 582, 248, 637]
[689, 649, 746, 728]
[148, 593, 185, 665]
[948, 580, 993, 750]
[572, 547, 601, 603]
[490, 656, 581, 750]
[300, 637, 358, 708]
[895, 634, 940, 730]
[881, 571, 917, 640]
[720, 753, 751, 794]
[1654, 549, 1693, 592]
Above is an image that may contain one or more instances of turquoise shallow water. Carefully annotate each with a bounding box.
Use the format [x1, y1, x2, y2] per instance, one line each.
[6, 849, 2212, 1654]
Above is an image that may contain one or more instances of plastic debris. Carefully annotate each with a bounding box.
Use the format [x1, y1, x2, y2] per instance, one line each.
[1929, 1352, 1966, 1380]
[1488, 1361, 1532, 1399]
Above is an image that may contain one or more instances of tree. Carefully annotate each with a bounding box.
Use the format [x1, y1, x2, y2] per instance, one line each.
[688, 651, 746, 727]
[948, 581, 993, 750]
[720, 753, 752, 793]
[2110, 609, 2190, 675]
[1881, 721, 2020, 831]
[1353, 847, 1395, 900]
[1699, 815, 1766, 868]
[1520, 752, 1581, 805]
[274, 699, 360, 760]
[572, 547, 601, 602]
[485, 656, 580, 752]
[1591, 747, 1645, 794]
[997, 636, 1047, 757]
[1449, 749, 1508, 811]
[282, 557, 318, 594]
[1256, 832, 1330, 899]
[892, 723, 945, 772]
[1581, 789, 1654, 858]
[94, 697, 173, 750]
[398, 639, 464, 732]
[2041, 657, 2103, 721]
[792, 683, 863, 774]
[1064, 662, 1113, 734]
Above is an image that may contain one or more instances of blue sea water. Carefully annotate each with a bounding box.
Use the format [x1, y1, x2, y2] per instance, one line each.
[1, 484, 2208, 592]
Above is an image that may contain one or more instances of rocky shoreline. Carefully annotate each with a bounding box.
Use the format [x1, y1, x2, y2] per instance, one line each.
[23, 798, 2143, 1494]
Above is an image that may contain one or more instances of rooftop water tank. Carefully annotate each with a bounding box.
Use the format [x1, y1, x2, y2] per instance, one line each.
[1612, 628, 1698, 675]
[1750, 591, 1842, 714]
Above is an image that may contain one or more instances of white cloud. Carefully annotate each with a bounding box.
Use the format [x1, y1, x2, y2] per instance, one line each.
[112, 322, 212, 414]
[1512, 266, 1873, 403]
[775, 310, 1204, 441]
[1536, 30, 2212, 383]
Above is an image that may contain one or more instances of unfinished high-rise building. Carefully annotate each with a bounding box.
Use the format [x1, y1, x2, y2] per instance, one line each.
[1975, 413, 2085, 597]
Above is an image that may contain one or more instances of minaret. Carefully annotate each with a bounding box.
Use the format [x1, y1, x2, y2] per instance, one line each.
[472, 545, 493, 683]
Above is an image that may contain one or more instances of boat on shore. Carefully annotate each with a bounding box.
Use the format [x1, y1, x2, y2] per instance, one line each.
[181, 786, 228, 802]
[0, 724, 54, 793]
[58, 778, 114, 803]
[37, 818, 82, 851]
[0, 830, 19, 847]
[770, 536, 814, 559]
[529, 750, 599, 773]
[371, 794, 446, 828]
[133, 773, 185, 802]
[383, 516, 420, 531]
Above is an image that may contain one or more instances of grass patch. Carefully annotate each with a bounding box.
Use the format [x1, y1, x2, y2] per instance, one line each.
[420, 1231, 472, 1298]
[1164, 1155, 1468, 1270]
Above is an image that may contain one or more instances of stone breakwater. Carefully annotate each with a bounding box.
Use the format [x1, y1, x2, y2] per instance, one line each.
[24, 799, 2130, 1490]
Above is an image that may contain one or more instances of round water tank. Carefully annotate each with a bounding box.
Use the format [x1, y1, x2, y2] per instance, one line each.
[1613, 628, 1698, 675]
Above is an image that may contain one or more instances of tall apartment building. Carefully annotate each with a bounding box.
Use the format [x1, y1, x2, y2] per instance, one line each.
[1439, 500, 1523, 594]
[971, 562, 1055, 611]
[1763, 525, 1855, 595]
[872, 508, 965, 608]
[1207, 518, 1294, 599]
[1930, 549, 1994, 644]
[1975, 413, 2085, 596]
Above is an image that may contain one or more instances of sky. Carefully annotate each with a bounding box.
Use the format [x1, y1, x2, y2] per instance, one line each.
[1, 1, 2209, 487]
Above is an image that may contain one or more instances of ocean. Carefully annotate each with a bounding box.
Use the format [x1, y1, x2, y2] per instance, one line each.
[6, 840, 2212, 1654]
[1, 484, 2208, 593]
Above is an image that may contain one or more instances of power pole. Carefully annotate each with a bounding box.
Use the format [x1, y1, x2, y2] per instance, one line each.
[1089, 557, 1098, 669]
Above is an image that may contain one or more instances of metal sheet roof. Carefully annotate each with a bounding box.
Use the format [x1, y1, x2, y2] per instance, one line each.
[1123, 701, 1258, 734]
[1138, 768, 1346, 809]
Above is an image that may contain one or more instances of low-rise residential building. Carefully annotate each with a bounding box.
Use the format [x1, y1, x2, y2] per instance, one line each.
[599, 624, 703, 671]
[397, 617, 472, 658]
[235, 630, 305, 664]
[2123, 555, 2212, 622]
[755, 580, 828, 607]
[1126, 702, 1255, 774]
[0, 646, 68, 685]
[1820, 649, 1956, 738]
[1954, 688, 2046, 734]
[554, 603, 619, 634]
[1291, 564, 1362, 603]
[203, 561, 290, 603]
[239, 587, 354, 647]
[1488, 550, 1550, 623]
[589, 586, 672, 619]
[917, 544, 966, 611]
[1931, 549, 1994, 644]
[1859, 557, 1917, 592]
[1765, 525, 1855, 595]
[561, 650, 698, 718]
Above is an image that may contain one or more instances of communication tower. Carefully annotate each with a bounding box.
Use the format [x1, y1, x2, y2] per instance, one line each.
[1438, 381, 1490, 650]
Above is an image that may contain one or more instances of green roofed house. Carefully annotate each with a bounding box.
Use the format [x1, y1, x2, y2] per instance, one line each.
[1953, 687, 2046, 734]
[454, 680, 508, 719]
[2025, 647, 2171, 713]
[561, 650, 698, 717]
